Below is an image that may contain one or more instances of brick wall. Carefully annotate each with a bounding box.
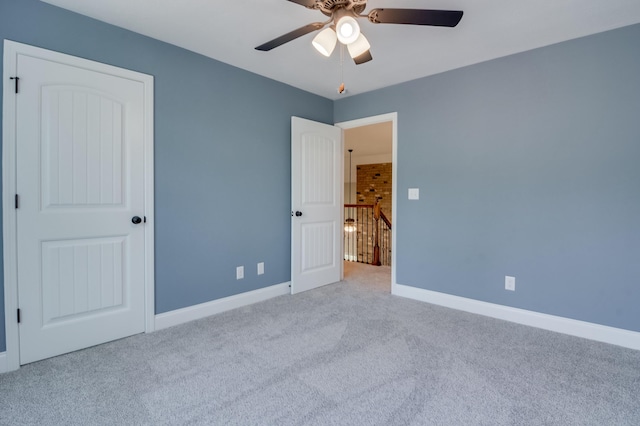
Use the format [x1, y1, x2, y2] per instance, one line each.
[356, 162, 392, 216]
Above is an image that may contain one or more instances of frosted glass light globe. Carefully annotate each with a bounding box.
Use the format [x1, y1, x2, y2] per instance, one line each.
[312, 28, 338, 57]
[336, 16, 360, 45]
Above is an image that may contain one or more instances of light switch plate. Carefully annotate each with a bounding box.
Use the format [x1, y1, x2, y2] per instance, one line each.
[505, 276, 515, 291]
[257, 262, 264, 275]
[408, 188, 419, 200]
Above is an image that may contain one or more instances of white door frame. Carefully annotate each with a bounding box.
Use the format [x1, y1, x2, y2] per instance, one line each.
[335, 112, 398, 291]
[2, 40, 155, 372]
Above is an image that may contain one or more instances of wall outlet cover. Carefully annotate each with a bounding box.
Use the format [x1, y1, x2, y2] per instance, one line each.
[257, 262, 264, 275]
[408, 188, 419, 200]
[236, 266, 244, 280]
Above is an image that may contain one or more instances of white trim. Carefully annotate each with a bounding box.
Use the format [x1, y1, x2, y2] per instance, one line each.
[335, 112, 398, 288]
[155, 282, 291, 331]
[2, 40, 155, 372]
[2, 40, 21, 373]
[142, 58, 156, 333]
[394, 283, 640, 351]
[0, 352, 7, 374]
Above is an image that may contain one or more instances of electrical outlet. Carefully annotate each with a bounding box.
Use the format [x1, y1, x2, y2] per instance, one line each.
[257, 262, 264, 275]
[236, 266, 244, 280]
[505, 276, 515, 291]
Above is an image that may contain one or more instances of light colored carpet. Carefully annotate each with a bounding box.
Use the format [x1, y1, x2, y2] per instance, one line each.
[1, 261, 639, 425]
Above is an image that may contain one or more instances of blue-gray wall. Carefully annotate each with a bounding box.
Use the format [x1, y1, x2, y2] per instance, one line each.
[335, 24, 640, 333]
[0, 0, 333, 352]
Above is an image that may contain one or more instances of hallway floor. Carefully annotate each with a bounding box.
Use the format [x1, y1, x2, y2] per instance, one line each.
[343, 260, 391, 293]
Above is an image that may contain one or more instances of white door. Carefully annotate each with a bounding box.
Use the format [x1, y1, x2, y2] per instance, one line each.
[291, 117, 342, 294]
[14, 53, 147, 364]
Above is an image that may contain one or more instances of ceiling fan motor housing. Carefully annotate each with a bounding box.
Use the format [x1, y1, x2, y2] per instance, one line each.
[316, 0, 368, 16]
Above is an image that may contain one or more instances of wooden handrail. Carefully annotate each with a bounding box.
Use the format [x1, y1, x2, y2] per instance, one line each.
[345, 204, 392, 229]
[380, 210, 392, 230]
[343, 202, 392, 267]
[344, 204, 373, 208]
[344, 204, 392, 229]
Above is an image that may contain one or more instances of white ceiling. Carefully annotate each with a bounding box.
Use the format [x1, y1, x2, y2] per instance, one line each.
[344, 122, 393, 183]
[42, 0, 640, 100]
[345, 122, 392, 157]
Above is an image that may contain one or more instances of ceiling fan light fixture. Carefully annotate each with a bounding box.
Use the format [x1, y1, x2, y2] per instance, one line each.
[336, 15, 360, 45]
[312, 27, 337, 57]
[347, 33, 370, 59]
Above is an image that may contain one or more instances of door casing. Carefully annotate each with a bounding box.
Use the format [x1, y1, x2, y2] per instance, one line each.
[2, 40, 155, 372]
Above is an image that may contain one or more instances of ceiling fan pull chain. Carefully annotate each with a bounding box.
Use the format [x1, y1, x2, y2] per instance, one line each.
[338, 44, 345, 94]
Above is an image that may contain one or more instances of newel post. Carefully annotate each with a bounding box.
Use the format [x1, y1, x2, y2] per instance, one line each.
[373, 201, 381, 266]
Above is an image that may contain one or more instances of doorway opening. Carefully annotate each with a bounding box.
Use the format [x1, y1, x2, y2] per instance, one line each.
[336, 113, 397, 292]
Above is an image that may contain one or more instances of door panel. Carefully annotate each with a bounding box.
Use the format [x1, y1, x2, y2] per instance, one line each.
[291, 117, 342, 294]
[302, 135, 336, 204]
[301, 221, 335, 271]
[41, 88, 124, 207]
[16, 54, 146, 364]
[41, 237, 126, 325]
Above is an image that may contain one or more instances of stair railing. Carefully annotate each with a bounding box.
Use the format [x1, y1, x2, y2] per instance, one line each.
[344, 202, 392, 266]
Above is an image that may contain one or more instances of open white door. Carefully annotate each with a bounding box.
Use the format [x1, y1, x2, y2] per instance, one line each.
[291, 117, 342, 294]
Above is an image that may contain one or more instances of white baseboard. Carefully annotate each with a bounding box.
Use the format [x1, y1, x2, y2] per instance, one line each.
[393, 283, 640, 351]
[0, 352, 7, 374]
[155, 282, 290, 331]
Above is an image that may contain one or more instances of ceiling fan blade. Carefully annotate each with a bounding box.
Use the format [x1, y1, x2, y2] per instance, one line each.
[287, 0, 317, 8]
[368, 9, 463, 27]
[255, 22, 325, 51]
[353, 50, 373, 65]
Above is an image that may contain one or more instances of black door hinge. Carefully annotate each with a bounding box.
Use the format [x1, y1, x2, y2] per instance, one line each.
[15, 194, 19, 209]
[10, 76, 19, 94]
[144, 216, 147, 223]
[17, 309, 21, 323]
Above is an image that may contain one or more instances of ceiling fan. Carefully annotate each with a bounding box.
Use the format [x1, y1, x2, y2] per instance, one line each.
[255, 0, 464, 65]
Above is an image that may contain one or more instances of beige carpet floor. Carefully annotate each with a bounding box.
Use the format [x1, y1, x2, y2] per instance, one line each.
[1, 261, 638, 425]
